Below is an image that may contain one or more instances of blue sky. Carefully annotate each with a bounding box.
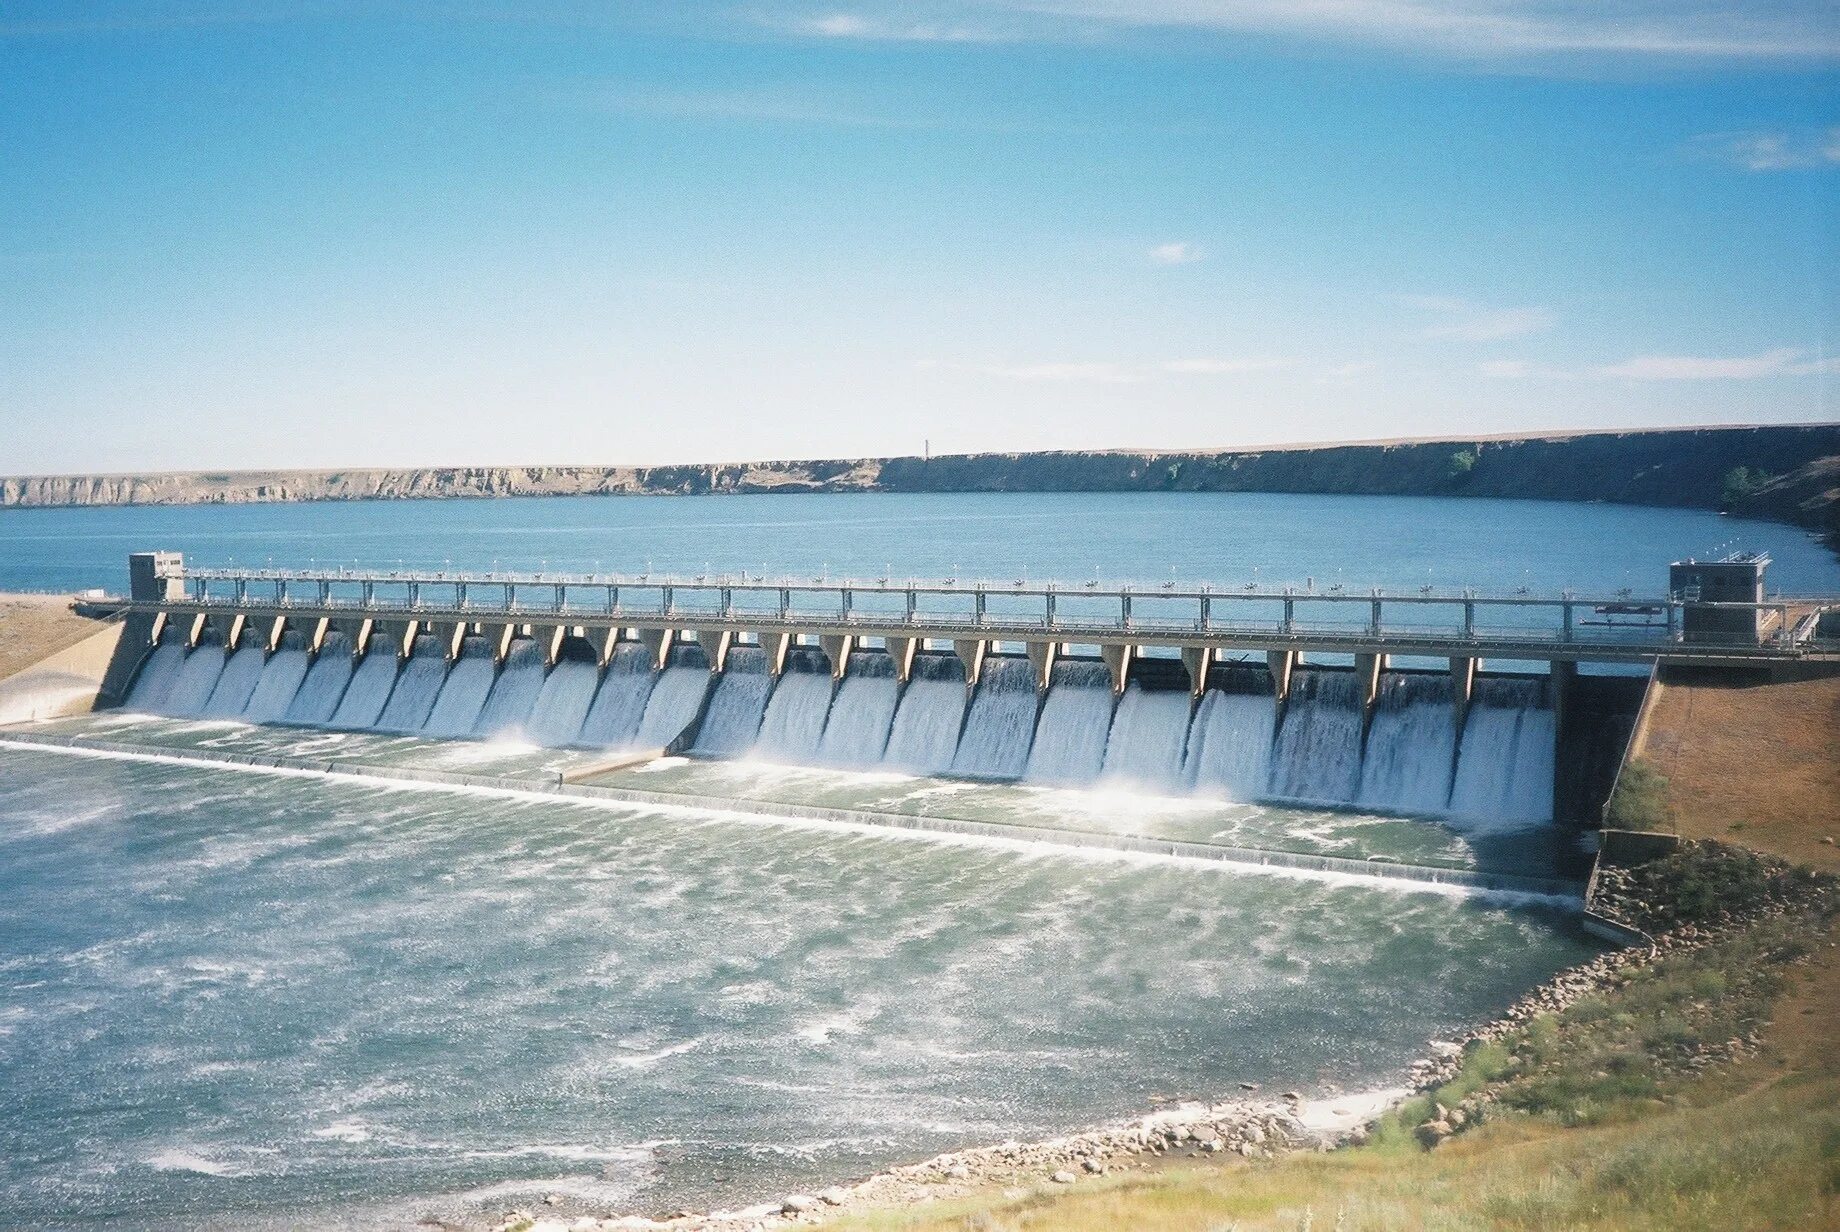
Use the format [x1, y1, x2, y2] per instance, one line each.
[2, 1, 1836, 473]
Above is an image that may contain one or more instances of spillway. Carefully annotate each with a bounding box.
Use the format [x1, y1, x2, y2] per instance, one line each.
[1184, 677, 1275, 801]
[420, 636, 495, 738]
[753, 649, 836, 763]
[632, 648, 711, 748]
[285, 632, 354, 725]
[241, 634, 311, 725]
[1100, 680, 1193, 790]
[376, 635, 448, 732]
[950, 656, 1038, 779]
[879, 653, 967, 774]
[200, 635, 268, 719]
[329, 636, 402, 730]
[692, 647, 772, 755]
[1268, 670, 1364, 805]
[474, 638, 547, 740]
[1024, 659, 1114, 786]
[578, 643, 658, 749]
[125, 636, 187, 714]
[1449, 678, 1556, 824]
[816, 652, 899, 769]
[1357, 674, 1458, 815]
[163, 636, 229, 718]
[523, 652, 601, 748]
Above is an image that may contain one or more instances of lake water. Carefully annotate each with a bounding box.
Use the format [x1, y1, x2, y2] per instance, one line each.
[0, 490, 1834, 1229]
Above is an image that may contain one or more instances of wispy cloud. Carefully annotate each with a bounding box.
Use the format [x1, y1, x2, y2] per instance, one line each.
[1406, 295, 1556, 342]
[1148, 241, 1204, 265]
[569, 83, 930, 129]
[1480, 347, 1838, 380]
[924, 356, 1292, 382]
[1686, 127, 1840, 171]
[777, 2, 1840, 59]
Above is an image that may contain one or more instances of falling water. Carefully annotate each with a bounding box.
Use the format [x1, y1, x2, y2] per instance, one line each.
[283, 634, 355, 725]
[474, 638, 547, 740]
[879, 653, 967, 774]
[376, 636, 449, 732]
[753, 650, 836, 763]
[1024, 659, 1115, 786]
[1099, 681, 1193, 791]
[124, 636, 188, 714]
[692, 647, 772, 756]
[240, 633, 311, 725]
[815, 652, 899, 769]
[1356, 674, 1458, 815]
[162, 636, 229, 718]
[328, 636, 403, 730]
[420, 637, 496, 738]
[632, 648, 713, 749]
[1184, 681, 1276, 802]
[523, 651, 602, 748]
[950, 656, 1039, 779]
[1449, 678, 1556, 824]
[1268, 670, 1364, 805]
[200, 635, 269, 719]
[578, 643, 659, 749]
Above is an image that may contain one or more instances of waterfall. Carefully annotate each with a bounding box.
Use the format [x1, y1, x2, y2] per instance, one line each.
[1268, 670, 1363, 805]
[880, 653, 967, 774]
[125, 636, 188, 714]
[632, 647, 712, 748]
[1449, 678, 1556, 824]
[578, 643, 658, 749]
[199, 634, 269, 719]
[523, 653, 601, 748]
[376, 635, 449, 732]
[950, 656, 1039, 779]
[328, 636, 402, 730]
[1184, 685, 1276, 801]
[816, 652, 899, 769]
[163, 636, 229, 718]
[693, 647, 772, 756]
[753, 649, 836, 763]
[240, 634, 311, 725]
[1024, 659, 1115, 786]
[284, 633, 354, 725]
[1099, 682, 1193, 791]
[474, 638, 547, 740]
[1356, 674, 1457, 815]
[420, 636, 496, 738]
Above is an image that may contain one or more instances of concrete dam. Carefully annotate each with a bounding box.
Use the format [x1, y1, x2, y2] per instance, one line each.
[84, 550, 1840, 836]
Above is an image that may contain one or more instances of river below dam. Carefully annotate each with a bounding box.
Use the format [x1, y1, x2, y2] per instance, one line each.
[1, 489, 1837, 1229]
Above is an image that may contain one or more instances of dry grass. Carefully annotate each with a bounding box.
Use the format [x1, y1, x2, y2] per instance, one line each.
[0, 592, 107, 680]
[1640, 671, 1840, 873]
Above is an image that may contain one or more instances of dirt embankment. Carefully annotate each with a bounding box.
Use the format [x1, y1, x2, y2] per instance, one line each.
[0, 594, 108, 682]
[3, 424, 1835, 536]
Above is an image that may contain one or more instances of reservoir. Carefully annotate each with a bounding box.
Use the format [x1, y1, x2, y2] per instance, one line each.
[1, 490, 1835, 1229]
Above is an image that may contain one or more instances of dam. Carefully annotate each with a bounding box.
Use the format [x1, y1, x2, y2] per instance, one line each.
[86, 550, 1840, 832]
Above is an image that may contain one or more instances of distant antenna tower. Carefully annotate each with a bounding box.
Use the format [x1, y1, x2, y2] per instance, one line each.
[924, 438, 930, 462]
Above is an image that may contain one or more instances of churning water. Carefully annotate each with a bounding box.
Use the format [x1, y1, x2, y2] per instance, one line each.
[950, 658, 1039, 779]
[0, 744, 1599, 1230]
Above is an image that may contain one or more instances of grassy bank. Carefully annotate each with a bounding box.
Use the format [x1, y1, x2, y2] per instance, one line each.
[822, 853, 1840, 1232]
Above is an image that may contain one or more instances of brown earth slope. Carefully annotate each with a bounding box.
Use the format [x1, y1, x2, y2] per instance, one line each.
[0, 594, 107, 681]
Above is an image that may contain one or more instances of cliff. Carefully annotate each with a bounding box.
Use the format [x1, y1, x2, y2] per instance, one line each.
[2, 425, 1835, 534]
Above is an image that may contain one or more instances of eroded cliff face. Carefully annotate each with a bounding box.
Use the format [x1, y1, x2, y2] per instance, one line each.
[3, 425, 1834, 533]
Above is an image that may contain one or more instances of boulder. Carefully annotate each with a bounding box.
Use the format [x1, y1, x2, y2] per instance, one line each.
[781, 1194, 821, 1214]
[1414, 1120, 1453, 1149]
[1049, 1170, 1077, 1185]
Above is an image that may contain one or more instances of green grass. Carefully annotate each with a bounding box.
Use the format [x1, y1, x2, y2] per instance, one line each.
[1605, 760, 1672, 832]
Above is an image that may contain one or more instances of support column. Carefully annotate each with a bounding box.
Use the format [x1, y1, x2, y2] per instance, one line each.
[381, 619, 421, 660]
[757, 631, 792, 677]
[538, 623, 567, 666]
[1100, 642, 1133, 695]
[1354, 652, 1387, 709]
[1450, 656, 1480, 732]
[476, 622, 515, 663]
[1266, 649, 1297, 704]
[818, 634, 854, 680]
[185, 613, 208, 648]
[1551, 659, 1578, 735]
[953, 638, 988, 689]
[308, 616, 331, 655]
[638, 627, 675, 672]
[265, 616, 288, 652]
[148, 611, 168, 646]
[224, 612, 247, 650]
[693, 629, 732, 673]
[584, 626, 620, 667]
[884, 635, 919, 683]
[428, 621, 467, 661]
[1180, 646, 1214, 698]
[1025, 640, 1058, 691]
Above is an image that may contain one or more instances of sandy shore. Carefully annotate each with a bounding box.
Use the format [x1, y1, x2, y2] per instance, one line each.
[0, 592, 108, 681]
